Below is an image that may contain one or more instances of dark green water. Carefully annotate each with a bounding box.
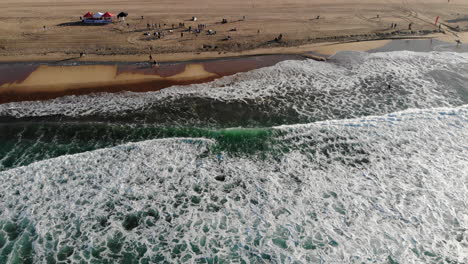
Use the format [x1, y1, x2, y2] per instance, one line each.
[0, 122, 279, 171]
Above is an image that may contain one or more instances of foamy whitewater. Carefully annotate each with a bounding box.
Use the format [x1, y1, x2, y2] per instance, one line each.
[0, 51, 467, 263]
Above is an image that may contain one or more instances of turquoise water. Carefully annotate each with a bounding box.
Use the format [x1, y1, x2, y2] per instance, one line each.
[0, 51, 467, 263]
[0, 124, 277, 171]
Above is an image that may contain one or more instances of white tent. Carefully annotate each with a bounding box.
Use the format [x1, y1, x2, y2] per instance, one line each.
[93, 12, 104, 18]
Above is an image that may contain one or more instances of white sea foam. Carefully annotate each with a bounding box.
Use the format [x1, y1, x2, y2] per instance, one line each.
[0, 106, 467, 263]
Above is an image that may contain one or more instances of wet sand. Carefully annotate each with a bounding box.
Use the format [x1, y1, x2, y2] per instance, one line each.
[370, 36, 468, 53]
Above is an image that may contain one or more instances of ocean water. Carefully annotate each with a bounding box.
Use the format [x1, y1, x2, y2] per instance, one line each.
[0, 51, 467, 263]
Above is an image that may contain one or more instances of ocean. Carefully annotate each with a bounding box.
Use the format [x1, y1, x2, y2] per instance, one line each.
[0, 50, 467, 263]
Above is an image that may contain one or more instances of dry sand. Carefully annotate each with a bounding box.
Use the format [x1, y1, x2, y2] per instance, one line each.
[0, 0, 468, 61]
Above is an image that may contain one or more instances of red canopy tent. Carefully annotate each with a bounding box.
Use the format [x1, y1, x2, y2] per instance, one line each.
[82, 11, 114, 23]
[103, 12, 115, 18]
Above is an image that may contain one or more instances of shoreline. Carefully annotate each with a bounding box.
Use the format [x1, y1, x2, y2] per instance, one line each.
[1, 34, 467, 104]
[0, 54, 305, 104]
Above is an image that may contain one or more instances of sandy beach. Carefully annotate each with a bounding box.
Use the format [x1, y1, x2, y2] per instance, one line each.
[1, 0, 468, 103]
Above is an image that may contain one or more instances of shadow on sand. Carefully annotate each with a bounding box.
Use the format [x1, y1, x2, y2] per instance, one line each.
[446, 16, 468, 23]
[57, 21, 110, 27]
[58, 57, 81, 62]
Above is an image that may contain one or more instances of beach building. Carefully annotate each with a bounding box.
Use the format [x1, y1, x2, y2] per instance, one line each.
[82, 12, 115, 24]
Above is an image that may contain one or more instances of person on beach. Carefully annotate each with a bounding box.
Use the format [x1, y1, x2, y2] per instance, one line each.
[149, 54, 153, 61]
[274, 34, 283, 42]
